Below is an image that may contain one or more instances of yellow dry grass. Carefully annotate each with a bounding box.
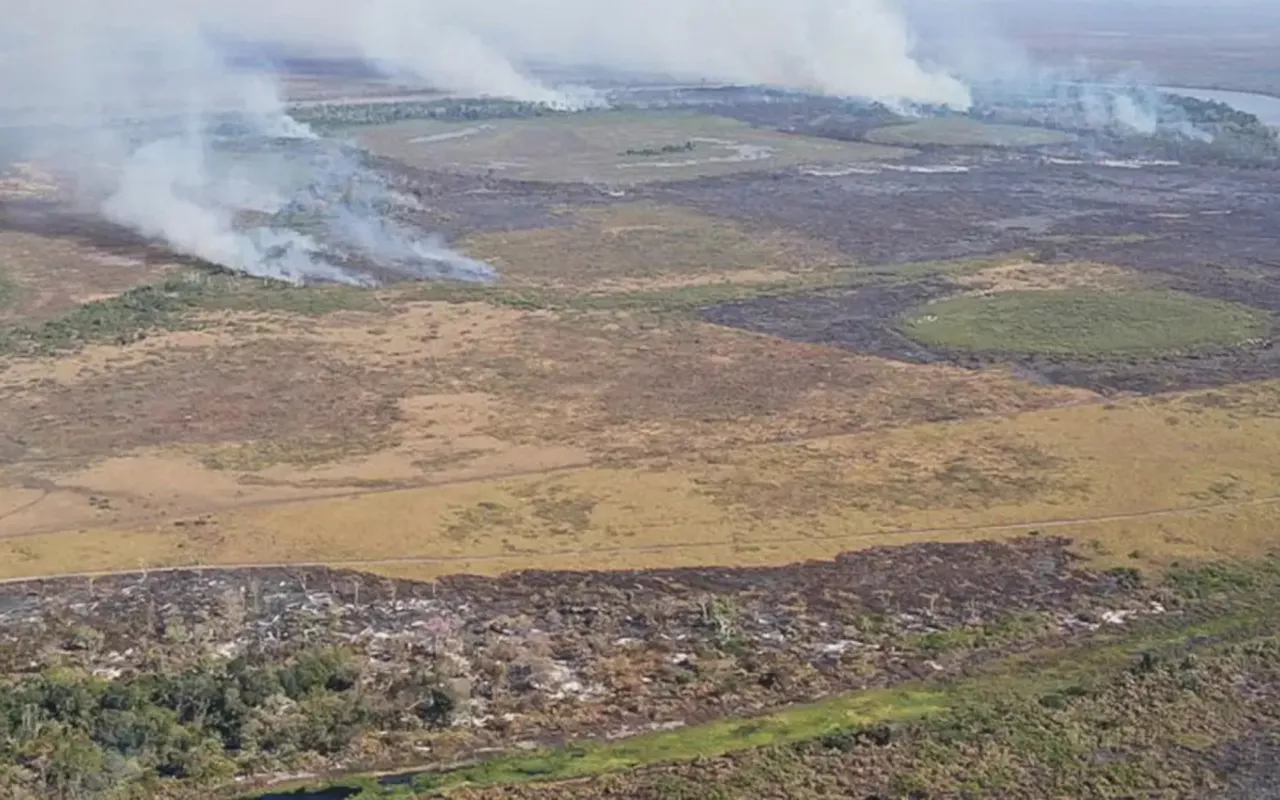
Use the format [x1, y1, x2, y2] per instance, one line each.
[460, 203, 849, 291]
[0, 298, 1088, 552]
[5, 379, 1280, 580]
[3, 292, 1086, 481]
[442, 311, 1094, 458]
[2, 222, 1278, 585]
[954, 261, 1138, 295]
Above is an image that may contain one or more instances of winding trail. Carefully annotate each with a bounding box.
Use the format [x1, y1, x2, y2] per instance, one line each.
[2, 490, 1276, 587]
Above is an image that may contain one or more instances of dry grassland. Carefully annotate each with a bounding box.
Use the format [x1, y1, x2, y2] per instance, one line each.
[954, 260, 1138, 295]
[449, 310, 1093, 458]
[5, 379, 1280, 580]
[460, 203, 849, 291]
[1, 203, 1278, 585]
[357, 111, 909, 184]
[864, 118, 1076, 148]
[0, 231, 176, 323]
[0, 235, 1089, 468]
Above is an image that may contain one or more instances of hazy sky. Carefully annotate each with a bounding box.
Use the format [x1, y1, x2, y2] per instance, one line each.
[4, 0, 976, 109]
[907, 0, 1280, 33]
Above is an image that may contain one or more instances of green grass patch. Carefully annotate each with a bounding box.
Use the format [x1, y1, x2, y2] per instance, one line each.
[864, 118, 1076, 148]
[899, 289, 1271, 357]
[410, 255, 1013, 315]
[0, 268, 17, 311]
[1165, 558, 1271, 600]
[906, 612, 1055, 658]
[252, 689, 947, 799]
[424, 690, 942, 791]
[0, 254, 1097, 358]
[0, 272, 382, 356]
[358, 111, 909, 184]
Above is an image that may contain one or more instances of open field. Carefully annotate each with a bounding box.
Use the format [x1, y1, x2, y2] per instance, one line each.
[899, 289, 1271, 357]
[3, 85, 1280, 798]
[703, 270, 1280, 395]
[864, 118, 1076, 148]
[457, 203, 849, 291]
[7, 375, 1280, 581]
[2, 145, 1280, 579]
[357, 111, 910, 184]
[0, 230, 178, 325]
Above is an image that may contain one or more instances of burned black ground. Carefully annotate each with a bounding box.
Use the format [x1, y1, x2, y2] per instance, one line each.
[701, 278, 1280, 395]
[676, 156, 1280, 394]
[0, 537, 1160, 798]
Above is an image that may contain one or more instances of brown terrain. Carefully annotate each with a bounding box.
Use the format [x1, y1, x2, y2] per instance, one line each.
[1, 68, 1279, 799]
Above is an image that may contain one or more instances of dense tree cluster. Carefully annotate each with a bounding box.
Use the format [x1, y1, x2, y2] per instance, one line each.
[1158, 93, 1280, 164]
[290, 99, 564, 129]
[1166, 94, 1272, 131]
[620, 141, 696, 157]
[0, 648, 454, 799]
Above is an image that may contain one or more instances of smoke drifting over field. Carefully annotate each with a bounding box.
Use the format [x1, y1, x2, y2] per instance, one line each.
[199, 0, 972, 110]
[2, 0, 1239, 284]
[0, 0, 971, 283]
[3, 0, 500, 284]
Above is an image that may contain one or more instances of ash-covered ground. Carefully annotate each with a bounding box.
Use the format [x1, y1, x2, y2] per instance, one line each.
[324, 86, 1280, 395]
[0, 538, 1152, 764]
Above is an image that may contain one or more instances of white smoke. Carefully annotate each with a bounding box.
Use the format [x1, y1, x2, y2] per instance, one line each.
[1, 0, 972, 284]
[1108, 93, 1158, 135]
[2, 0, 496, 285]
[900, 1, 1222, 139]
[198, 0, 972, 109]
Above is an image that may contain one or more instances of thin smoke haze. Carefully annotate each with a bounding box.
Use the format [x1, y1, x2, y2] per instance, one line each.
[7, 0, 1214, 285]
[1, 0, 971, 283]
[197, 0, 973, 109]
[2, 0, 504, 285]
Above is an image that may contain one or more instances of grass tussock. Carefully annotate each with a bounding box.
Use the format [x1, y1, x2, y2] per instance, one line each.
[0, 272, 381, 357]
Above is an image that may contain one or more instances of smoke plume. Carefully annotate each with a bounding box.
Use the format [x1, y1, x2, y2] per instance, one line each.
[902, 0, 1220, 139]
[3, 0, 500, 285]
[192, 0, 972, 109]
[1, 0, 971, 283]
